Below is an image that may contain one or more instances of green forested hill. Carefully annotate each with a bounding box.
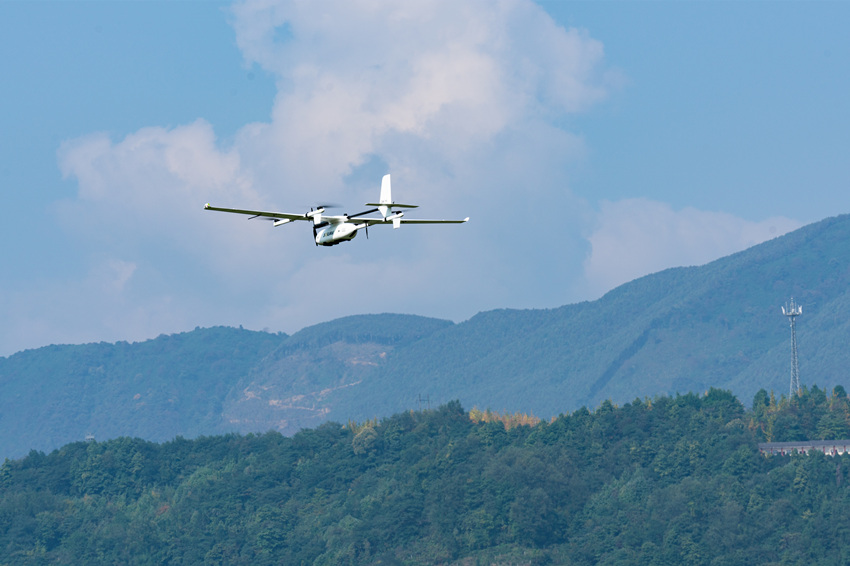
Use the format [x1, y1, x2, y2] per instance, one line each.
[0, 316, 452, 459]
[0, 327, 283, 458]
[3, 215, 850, 459]
[2, 389, 850, 565]
[349, 213, 850, 421]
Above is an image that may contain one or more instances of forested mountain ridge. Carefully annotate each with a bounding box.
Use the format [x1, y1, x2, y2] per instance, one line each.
[0, 327, 284, 459]
[219, 315, 453, 435]
[3, 389, 850, 564]
[351, 213, 850, 420]
[2, 214, 850, 459]
[0, 316, 449, 459]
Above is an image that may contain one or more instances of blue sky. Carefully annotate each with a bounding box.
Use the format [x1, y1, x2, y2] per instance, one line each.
[1, 0, 848, 356]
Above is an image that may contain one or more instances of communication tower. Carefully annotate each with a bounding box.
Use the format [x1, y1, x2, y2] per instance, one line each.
[781, 298, 802, 396]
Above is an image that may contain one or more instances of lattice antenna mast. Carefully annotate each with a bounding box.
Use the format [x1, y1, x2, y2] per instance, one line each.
[781, 298, 802, 396]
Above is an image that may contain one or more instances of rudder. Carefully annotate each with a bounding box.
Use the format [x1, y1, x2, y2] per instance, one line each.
[380, 174, 392, 205]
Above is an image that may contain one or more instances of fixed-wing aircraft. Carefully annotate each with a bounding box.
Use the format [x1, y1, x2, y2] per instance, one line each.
[204, 174, 469, 246]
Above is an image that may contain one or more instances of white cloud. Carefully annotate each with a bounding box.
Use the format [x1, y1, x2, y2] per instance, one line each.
[0, 258, 185, 355]
[22, 0, 613, 355]
[58, 120, 252, 218]
[229, 0, 611, 193]
[581, 198, 802, 297]
[56, 120, 271, 276]
[2, 0, 811, 360]
[96, 259, 137, 294]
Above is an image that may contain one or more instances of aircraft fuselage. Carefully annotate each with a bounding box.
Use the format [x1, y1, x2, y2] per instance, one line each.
[315, 222, 360, 246]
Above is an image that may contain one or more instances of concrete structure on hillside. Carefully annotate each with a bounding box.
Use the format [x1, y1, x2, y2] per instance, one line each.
[758, 440, 850, 456]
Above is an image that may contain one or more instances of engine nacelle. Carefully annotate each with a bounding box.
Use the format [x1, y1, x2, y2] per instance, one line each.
[384, 211, 403, 229]
[306, 208, 325, 225]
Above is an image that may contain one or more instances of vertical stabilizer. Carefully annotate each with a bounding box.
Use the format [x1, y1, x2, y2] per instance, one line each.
[365, 174, 418, 219]
[379, 174, 392, 218]
[380, 174, 392, 204]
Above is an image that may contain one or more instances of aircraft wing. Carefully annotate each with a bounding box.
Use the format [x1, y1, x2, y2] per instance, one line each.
[203, 204, 308, 222]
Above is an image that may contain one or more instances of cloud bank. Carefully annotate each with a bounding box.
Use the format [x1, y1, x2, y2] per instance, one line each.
[581, 199, 801, 296]
[1, 0, 801, 355]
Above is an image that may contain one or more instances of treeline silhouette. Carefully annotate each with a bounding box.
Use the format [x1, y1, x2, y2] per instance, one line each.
[2, 386, 850, 564]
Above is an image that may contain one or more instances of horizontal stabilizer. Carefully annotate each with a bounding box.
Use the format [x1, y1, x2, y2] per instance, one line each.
[365, 202, 419, 208]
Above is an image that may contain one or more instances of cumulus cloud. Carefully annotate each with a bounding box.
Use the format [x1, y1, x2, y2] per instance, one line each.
[2, 0, 810, 358]
[34, 0, 613, 353]
[0, 257, 188, 355]
[229, 0, 611, 194]
[56, 120, 267, 272]
[580, 198, 802, 297]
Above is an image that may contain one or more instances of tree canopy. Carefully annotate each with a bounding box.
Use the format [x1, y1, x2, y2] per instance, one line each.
[2, 387, 850, 564]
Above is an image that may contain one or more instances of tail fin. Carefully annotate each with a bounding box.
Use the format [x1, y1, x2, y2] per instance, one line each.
[379, 174, 392, 218]
[380, 174, 392, 205]
[365, 174, 419, 218]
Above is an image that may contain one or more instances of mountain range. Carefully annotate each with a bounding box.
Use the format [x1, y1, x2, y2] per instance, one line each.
[2, 213, 850, 459]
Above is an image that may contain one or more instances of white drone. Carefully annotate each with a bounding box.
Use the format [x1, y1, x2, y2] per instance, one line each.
[204, 174, 468, 246]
